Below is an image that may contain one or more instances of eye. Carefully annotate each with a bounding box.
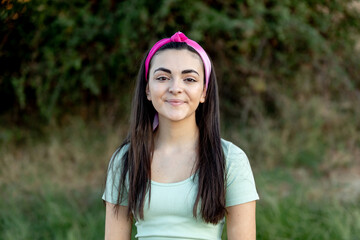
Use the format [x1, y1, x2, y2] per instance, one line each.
[156, 76, 169, 81]
[184, 77, 197, 82]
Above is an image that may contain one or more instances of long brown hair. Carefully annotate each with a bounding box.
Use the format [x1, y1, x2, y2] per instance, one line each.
[106, 42, 226, 224]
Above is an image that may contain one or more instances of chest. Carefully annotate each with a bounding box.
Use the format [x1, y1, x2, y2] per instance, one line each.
[151, 148, 197, 183]
[135, 177, 225, 239]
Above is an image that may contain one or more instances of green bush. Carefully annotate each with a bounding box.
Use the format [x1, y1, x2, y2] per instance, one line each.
[1, 0, 359, 121]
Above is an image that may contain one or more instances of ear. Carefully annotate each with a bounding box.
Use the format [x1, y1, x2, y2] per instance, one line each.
[146, 83, 151, 101]
[199, 88, 206, 103]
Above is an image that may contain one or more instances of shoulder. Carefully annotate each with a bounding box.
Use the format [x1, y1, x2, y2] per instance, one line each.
[115, 143, 130, 157]
[109, 143, 130, 168]
[221, 138, 247, 160]
[221, 139, 259, 205]
[221, 138, 252, 173]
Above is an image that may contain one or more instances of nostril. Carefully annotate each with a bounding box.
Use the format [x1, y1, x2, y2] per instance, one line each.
[169, 88, 182, 93]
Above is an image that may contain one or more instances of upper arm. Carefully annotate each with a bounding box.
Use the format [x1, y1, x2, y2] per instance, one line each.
[226, 201, 256, 240]
[104, 202, 132, 240]
[224, 142, 259, 207]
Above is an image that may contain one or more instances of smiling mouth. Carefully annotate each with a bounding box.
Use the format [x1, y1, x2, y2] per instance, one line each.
[166, 99, 185, 106]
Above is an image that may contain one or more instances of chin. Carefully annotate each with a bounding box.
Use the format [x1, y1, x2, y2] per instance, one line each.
[167, 116, 188, 122]
[159, 113, 194, 123]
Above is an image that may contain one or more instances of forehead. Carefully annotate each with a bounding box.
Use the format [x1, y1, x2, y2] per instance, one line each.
[149, 49, 204, 73]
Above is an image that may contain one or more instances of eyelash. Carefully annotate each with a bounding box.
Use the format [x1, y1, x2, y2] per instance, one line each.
[156, 76, 169, 81]
[184, 78, 196, 82]
[155, 76, 197, 82]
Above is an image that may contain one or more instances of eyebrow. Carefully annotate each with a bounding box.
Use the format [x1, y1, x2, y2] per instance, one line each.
[154, 67, 171, 74]
[182, 69, 199, 76]
[154, 68, 199, 76]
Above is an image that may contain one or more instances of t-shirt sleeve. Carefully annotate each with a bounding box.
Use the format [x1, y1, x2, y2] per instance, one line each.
[225, 142, 259, 207]
[102, 146, 129, 206]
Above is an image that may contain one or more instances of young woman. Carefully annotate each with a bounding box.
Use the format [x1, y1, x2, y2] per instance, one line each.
[103, 32, 259, 240]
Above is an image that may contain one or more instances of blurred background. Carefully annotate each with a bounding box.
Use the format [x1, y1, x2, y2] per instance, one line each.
[1, 0, 360, 239]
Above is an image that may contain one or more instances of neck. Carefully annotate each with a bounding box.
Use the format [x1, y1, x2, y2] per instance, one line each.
[155, 116, 199, 150]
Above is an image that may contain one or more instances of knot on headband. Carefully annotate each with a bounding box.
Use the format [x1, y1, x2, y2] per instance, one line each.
[170, 32, 188, 42]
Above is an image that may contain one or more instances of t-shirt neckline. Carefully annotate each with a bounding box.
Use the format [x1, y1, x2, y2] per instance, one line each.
[151, 173, 197, 187]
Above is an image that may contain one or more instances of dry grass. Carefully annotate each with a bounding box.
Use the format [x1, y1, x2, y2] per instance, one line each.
[0, 117, 129, 196]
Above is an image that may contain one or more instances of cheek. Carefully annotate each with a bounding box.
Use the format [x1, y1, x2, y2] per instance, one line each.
[148, 85, 163, 101]
[192, 87, 205, 99]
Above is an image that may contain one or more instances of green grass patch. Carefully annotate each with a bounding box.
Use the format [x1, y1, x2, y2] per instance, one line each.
[0, 118, 359, 239]
[257, 192, 360, 240]
[0, 185, 105, 240]
[255, 168, 360, 240]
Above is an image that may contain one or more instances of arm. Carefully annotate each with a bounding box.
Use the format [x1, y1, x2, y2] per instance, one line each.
[226, 201, 257, 240]
[104, 202, 132, 240]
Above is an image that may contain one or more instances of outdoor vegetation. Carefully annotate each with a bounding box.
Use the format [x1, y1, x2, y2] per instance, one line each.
[1, 0, 360, 239]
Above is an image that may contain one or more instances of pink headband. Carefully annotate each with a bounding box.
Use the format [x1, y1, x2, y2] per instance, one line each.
[145, 31, 211, 90]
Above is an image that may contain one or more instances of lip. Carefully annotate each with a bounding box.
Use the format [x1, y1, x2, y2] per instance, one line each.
[166, 99, 185, 106]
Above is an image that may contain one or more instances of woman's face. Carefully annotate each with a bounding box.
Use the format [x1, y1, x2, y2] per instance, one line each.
[146, 49, 206, 124]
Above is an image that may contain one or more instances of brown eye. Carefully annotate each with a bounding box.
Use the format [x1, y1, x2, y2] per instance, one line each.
[156, 76, 169, 81]
[184, 77, 196, 82]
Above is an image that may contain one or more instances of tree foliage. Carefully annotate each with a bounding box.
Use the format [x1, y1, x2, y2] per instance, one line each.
[1, 0, 360, 122]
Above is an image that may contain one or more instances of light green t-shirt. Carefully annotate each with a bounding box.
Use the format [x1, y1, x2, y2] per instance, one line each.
[102, 139, 259, 240]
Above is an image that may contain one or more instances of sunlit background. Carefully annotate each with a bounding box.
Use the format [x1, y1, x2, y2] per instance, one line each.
[1, 0, 360, 239]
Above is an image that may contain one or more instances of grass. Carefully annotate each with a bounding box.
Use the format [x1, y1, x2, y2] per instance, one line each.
[0, 185, 104, 240]
[0, 115, 359, 239]
[257, 196, 360, 240]
[255, 169, 360, 240]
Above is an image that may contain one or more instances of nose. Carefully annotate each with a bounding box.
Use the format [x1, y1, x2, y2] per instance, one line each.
[168, 78, 183, 94]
